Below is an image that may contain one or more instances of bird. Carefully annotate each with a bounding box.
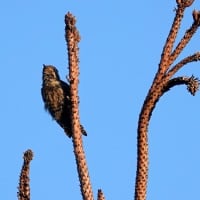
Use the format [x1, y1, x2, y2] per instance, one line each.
[41, 64, 87, 137]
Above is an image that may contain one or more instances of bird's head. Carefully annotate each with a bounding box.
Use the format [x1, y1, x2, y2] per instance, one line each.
[42, 65, 61, 83]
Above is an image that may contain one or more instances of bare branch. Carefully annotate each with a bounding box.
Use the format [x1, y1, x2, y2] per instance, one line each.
[164, 75, 200, 95]
[159, 5, 185, 74]
[17, 149, 34, 200]
[170, 20, 200, 65]
[134, 2, 199, 200]
[167, 52, 200, 77]
[65, 12, 94, 200]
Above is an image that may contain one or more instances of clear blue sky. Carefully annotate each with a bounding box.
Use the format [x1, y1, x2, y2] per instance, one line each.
[1, 1, 200, 199]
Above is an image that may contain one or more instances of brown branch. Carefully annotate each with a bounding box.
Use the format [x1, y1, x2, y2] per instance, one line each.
[134, 2, 198, 200]
[133, 8, 185, 195]
[167, 52, 200, 77]
[164, 75, 200, 95]
[146, 3, 189, 116]
[97, 189, 105, 200]
[169, 20, 200, 66]
[65, 12, 94, 200]
[134, 74, 199, 200]
[17, 149, 34, 200]
[134, 74, 167, 200]
[159, 4, 185, 74]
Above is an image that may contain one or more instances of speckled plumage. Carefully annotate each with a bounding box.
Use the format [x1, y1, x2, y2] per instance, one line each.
[41, 65, 87, 137]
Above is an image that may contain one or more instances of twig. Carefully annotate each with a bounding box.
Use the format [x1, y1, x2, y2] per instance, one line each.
[170, 21, 200, 65]
[159, 4, 185, 73]
[167, 52, 200, 77]
[164, 75, 199, 95]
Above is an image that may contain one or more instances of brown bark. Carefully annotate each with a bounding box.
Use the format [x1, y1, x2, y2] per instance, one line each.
[17, 149, 34, 200]
[65, 12, 94, 200]
[134, 1, 200, 200]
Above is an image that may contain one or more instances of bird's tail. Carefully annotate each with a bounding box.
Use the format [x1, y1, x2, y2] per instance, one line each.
[80, 124, 87, 136]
